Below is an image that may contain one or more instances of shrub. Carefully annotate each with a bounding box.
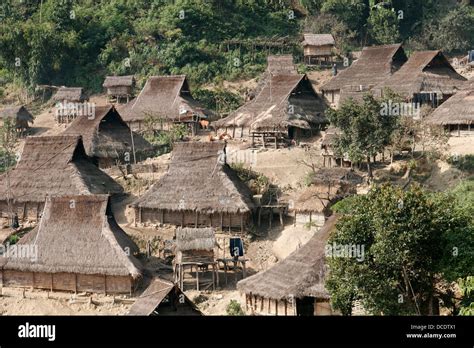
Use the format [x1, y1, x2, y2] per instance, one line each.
[226, 300, 244, 316]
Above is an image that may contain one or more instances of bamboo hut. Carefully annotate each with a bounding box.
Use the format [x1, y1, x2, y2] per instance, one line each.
[374, 51, 467, 107]
[425, 79, 474, 136]
[0, 105, 34, 136]
[302, 33, 335, 65]
[0, 195, 142, 294]
[63, 105, 153, 168]
[321, 44, 408, 108]
[174, 227, 219, 291]
[237, 215, 338, 316]
[119, 75, 212, 134]
[0, 135, 123, 222]
[213, 64, 327, 147]
[320, 126, 351, 167]
[131, 142, 254, 231]
[52, 87, 88, 124]
[128, 278, 201, 315]
[103, 75, 135, 103]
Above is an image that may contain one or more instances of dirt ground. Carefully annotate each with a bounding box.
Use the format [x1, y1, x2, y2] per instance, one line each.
[0, 288, 132, 315]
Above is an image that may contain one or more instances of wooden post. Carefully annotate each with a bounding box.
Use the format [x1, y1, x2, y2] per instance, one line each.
[50, 274, 53, 292]
[268, 297, 271, 314]
[258, 208, 261, 226]
[269, 210, 272, 229]
[284, 300, 288, 315]
[196, 267, 199, 291]
[228, 214, 231, 232]
[104, 275, 107, 295]
[181, 212, 184, 227]
[220, 213, 223, 231]
[275, 300, 278, 315]
[279, 210, 283, 226]
[180, 264, 184, 290]
[195, 211, 198, 228]
[75, 274, 77, 294]
[294, 211, 297, 226]
[262, 133, 265, 148]
[240, 215, 243, 233]
[252, 133, 255, 147]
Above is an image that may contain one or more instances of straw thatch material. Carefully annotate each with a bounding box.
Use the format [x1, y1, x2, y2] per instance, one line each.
[294, 187, 330, 214]
[0, 106, 34, 129]
[103, 75, 135, 88]
[266, 55, 297, 75]
[128, 277, 201, 316]
[237, 215, 337, 300]
[63, 105, 153, 164]
[175, 227, 215, 251]
[321, 44, 407, 93]
[132, 142, 254, 214]
[2, 195, 141, 277]
[302, 34, 335, 47]
[214, 74, 326, 131]
[0, 135, 123, 204]
[119, 75, 212, 123]
[426, 84, 474, 126]
[374, 51, 467, 97]
[52, 87, 86, 102]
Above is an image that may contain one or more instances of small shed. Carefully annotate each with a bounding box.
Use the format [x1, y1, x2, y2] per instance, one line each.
[52, 87, 88, 124]
[173, 227, 219, 291]
[302, 34, 335, 65]
[0, 106, 34, 136]
[103, 75, 135, 104]
[128, 278, 201, 316]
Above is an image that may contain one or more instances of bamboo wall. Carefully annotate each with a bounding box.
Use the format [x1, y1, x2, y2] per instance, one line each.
[1, 270, 133, 294]
[304, 45, 333, 57]
[0, 201, 44, 222]
[244, 293, 334, 316]
[107, 86, 132, 96]
[138, 208, 249, 230]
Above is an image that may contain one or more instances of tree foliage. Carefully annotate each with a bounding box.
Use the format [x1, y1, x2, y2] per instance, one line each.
[326, 184, 474, 315]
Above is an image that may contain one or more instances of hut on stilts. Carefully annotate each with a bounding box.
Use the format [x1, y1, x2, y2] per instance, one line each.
[103, 75, 135, 104]
[52, 87, 88, 124]
[0, 106, 34, 137]
[173, 227, 219, 291]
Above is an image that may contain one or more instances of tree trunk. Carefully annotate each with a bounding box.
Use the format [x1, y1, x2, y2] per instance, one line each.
[366, 156, 373, 178]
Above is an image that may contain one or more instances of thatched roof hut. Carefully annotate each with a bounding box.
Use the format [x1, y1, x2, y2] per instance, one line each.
[176, 227, 216, 252]
[1, 195, 142, 293]
[132, 142, 254, 229]
[63, 105, 153, 168]
[374, 50, 466, 98]
[237, 216, 337, 315]
[425, 81, 474, 132]
[0, 135, 123, 208]
[0, 105, 34, 130]
[302, 33, 335, 47]
[103, 75, 135, 88]
[214, 74, 326, 133]
[321, 44, 407, 106]
[119, 75, 212, 124]
[52, 87, 86, 102]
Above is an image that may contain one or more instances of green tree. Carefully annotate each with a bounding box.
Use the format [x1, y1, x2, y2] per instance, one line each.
[326, 184, 473, 315]
[368, 6, 401, 44]
[327, 94, 398, 178]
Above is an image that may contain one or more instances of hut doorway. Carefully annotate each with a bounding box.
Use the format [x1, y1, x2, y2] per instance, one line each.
[296, 297, 314, 316]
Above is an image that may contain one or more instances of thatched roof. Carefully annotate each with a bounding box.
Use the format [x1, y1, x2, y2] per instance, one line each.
[63, 105, 153, 159]
[0, 105, 34, 123]
[303, 33, 335, 47]
[52, 87, 86, 102]
[214, 74, 327, 131]
[294, 186, 330, 214]
[426, 84, 474, 125]
[175, 227, 215, 251]
[266, 55, 297, 75]
[0, 135, 123, 203]
[1, 195, 141, 277]
[321, 126, 341, 148]
[237, 215, 337, 300]
[310, 167, 363, 186]
[132, 142, 254, 214]
[119, 75, 212, 122]
[103, 75, 135, 88]
[322, 44, 407, 93]
[374, 51, 467, 97]
[128, 277, 200, 315]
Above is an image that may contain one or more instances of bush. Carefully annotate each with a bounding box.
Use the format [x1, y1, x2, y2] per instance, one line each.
[226, 300, 244, 316]
[448, 154, 474, 174]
